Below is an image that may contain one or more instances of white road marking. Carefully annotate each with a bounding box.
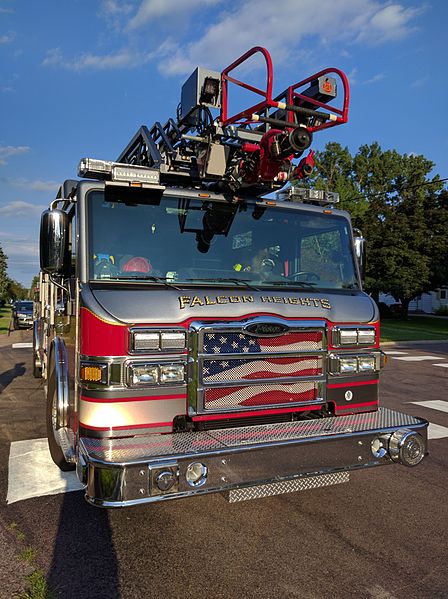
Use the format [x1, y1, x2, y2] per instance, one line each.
[410, 400, 448, 414]
[366, 585, 398, 599]
[434, 363, 448, 368]
[384, 351, 408, 355]
[391, 355, 442, 362]
[7, 438, 83, 504]
[11, 342, 33, 349]
[428, 423, 448, 440]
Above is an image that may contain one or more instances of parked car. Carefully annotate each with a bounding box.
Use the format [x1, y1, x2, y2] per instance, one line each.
[12, 300, 34, 329]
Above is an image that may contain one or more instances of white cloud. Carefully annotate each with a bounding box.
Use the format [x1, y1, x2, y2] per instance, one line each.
[363, 73, 386, 85]
[160, 0, 423, 76]
[0, 201, 46, 217]
[355, 4, 422, 43]
[0, 145, 30, 166]
[6, 178, 59, 193]
[411, 75, 429, 88]
[42, 47, 146, 71]
[126, 0, 222, 30]
[42, 0, 423, 75]
[0, 31, 15, 44]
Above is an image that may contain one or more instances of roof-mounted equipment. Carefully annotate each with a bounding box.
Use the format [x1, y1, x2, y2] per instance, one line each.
[80, 47, 349, 193]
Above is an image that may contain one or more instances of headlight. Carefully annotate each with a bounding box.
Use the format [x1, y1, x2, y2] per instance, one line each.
[332, 327, 376, 347]
[129, 364, 159, 385]
[329, 353, 378, 375]
[130, 329, 186, 353]
[160, 364, 185, 383]
[161, 332, 186, 351]
[127, 362, 186, 386]
[358, 355, 376, 372]
[133, 332, 160, 351]
[339, 357, 358, 374]
[339, 329, 358, 345]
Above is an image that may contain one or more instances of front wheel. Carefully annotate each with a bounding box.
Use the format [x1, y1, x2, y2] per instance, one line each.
[46, 370, 75, 471]
[32, 325, 42, 379]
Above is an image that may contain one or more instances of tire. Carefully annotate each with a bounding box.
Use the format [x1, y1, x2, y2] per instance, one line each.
[46, 370, 75, 471]
[33, 357, 42, 379]
[32, 327, 42, 379]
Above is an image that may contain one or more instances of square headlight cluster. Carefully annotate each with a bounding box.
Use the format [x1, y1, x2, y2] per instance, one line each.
[131, 329, 186, 353]
[128, 362, 186, 386]
[332, 327, 376, 347]
[329, 354, 377, 375]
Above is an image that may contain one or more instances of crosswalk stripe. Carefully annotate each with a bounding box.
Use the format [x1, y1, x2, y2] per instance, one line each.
[434, 363, 448, 368]
[410, 400, 448, 414]
[428, 423, 448, 440]
[391, 355, 442, 362]
[7, 438, 83, 504]
[12, 342, 33, 349]
[384, 351, 408, 355]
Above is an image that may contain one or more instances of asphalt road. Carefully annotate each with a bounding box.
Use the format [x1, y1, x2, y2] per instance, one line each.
[0, 329, 447, 599]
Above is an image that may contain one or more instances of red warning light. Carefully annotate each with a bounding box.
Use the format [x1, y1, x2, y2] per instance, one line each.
[322, 79, 333, 94]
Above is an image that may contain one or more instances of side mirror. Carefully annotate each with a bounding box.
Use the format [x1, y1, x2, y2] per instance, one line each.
[353, 229, 366, 282]
[40, 209, 70, 276]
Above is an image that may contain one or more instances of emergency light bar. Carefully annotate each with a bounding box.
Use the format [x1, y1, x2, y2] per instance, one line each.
[78, 157, 161, 186]
[277, 185, 339, 205]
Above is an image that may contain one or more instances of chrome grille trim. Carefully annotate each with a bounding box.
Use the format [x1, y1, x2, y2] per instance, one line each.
[188, 317, 327, 414]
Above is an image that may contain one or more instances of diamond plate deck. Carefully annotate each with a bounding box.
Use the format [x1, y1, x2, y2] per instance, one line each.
[226, 472, 350, 502]
[80, 407, 425, 464]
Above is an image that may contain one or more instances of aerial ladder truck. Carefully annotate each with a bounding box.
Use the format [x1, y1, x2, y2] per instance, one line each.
[34, 47, 428, 507]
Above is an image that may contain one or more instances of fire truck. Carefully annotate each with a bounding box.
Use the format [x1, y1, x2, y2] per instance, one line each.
[34, 47, 428, 507]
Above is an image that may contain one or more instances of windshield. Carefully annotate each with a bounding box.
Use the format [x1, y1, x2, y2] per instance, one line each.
[15, 302, 33, 311]
[87, 190, 359, 290]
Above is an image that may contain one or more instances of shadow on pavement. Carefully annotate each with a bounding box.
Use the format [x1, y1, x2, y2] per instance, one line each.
[47, 492, 120, 598]
[0, 363, 26, 393]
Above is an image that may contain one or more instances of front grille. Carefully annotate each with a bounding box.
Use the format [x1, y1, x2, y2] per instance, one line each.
[203, 356, 322, 383]
[204, 380, 318, 409]
[203, 331, 322, 354]
[189, 318, 326, 415]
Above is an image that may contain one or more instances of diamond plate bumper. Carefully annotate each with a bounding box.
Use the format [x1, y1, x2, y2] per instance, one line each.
[78, 407, 428, 507]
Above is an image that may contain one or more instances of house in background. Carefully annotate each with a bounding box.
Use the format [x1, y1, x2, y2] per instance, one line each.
[379, 288, 448, 314]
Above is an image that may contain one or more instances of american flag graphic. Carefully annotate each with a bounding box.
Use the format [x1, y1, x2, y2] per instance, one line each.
[203, 356, 322, 382]
[202, 331, 322, 354]
[204, 381, 318, 409]
[201, 329, 322, 410]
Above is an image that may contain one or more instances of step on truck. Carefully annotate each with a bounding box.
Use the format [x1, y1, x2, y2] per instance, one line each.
[34, 47, 428, 507]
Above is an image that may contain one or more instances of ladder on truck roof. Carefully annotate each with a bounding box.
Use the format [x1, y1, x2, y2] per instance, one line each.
[116, 46, 350, 191]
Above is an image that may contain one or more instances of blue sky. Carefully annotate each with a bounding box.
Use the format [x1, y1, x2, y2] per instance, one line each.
[1, 0, 447, 286]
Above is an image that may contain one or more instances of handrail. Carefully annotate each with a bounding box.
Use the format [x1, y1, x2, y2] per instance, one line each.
[220, 46, 274, 125]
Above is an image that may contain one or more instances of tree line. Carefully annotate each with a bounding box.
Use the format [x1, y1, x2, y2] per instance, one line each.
[309, 141, 448, 318]
[0, 244, 30, 304]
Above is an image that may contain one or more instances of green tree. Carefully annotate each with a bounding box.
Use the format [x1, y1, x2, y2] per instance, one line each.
[312, 142, 447, 318]
[29, 275, 40, 298]
[0, 244, 8, 300]
[6, 279, 29, 301]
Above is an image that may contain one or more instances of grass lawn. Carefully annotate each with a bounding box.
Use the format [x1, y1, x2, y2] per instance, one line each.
[381, 315, 448, 342]
[0, 306, 12, 335]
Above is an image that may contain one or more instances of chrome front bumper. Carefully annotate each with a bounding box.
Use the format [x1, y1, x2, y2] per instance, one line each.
[78, 408, 428, 508]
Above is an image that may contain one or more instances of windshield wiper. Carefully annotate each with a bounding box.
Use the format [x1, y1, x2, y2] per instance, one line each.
[106, 275, 182, 291]
[186, 277, 260, 291]
[260, 279, 317, 288]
